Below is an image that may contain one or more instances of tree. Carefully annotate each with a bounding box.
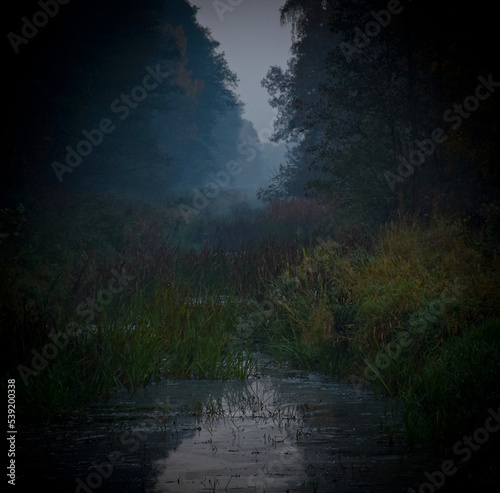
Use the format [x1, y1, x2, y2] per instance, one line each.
[3, 0, 243, 206]
[259, 0, 500, 225]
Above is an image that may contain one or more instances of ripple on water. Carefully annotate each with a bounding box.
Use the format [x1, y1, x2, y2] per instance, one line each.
[17, 354, 435, 492]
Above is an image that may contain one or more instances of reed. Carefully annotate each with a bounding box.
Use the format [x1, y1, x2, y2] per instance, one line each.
[251, 213, 499, 451]
[399, 319, 500, 448]
[4, 191, 499, 450]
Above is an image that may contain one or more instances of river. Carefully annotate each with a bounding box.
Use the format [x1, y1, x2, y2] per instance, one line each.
[17, 353, 436, 492]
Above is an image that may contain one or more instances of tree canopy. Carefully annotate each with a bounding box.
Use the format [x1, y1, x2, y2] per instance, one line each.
[3, 0, 245, 206]
[259, 0, 500, 225]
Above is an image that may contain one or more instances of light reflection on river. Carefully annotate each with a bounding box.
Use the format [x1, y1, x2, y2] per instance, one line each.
[18, 354, 434, 492]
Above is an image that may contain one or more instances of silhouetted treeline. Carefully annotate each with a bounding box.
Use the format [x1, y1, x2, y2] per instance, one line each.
[2, 0, 256, 207]
[259, 0, 500, 226]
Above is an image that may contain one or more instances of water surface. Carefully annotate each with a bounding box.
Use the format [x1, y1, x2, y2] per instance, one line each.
[18, 354, 435, 492]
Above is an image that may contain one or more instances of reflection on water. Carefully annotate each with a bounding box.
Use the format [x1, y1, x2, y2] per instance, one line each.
[152, 374, 307, 492]
[18, 354, 434, 492]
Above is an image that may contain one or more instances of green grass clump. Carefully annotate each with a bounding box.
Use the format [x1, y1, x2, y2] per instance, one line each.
[399, 319, 500, 448]
[142, 286, 254, 379]
[9, 284, 256, 424]
[251, 243, 360, 375]
[12, 315, 167, 424]
[349, 217, 492, 350]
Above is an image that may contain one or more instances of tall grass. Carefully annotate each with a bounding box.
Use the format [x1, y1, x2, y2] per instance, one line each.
[11, 284, 256, 424]
[4, 190, 500, 449]
[135, 285, 254, 379]
[399, 319, 500, 448]
[252, 213, 500, 448]
[251, 243, 360, 374]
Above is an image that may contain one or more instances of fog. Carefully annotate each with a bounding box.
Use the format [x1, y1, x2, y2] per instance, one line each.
[3, 3, 500, 491]
[2, 0, 292, 219]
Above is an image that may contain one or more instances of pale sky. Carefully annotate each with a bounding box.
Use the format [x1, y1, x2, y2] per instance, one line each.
[188, 0, 292, 135]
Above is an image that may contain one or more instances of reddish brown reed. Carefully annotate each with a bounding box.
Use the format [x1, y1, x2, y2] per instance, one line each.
[266, 198, 335, 223]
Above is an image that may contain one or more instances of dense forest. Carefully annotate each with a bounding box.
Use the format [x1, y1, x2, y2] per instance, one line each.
[259, 0, 500, 223]
[3, 0, 499, 226]
[2, 0, 274, 209]
[2, 1, 500, 491]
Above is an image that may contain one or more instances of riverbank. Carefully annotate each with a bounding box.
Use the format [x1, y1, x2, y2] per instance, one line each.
[2, 201, 499, 459]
